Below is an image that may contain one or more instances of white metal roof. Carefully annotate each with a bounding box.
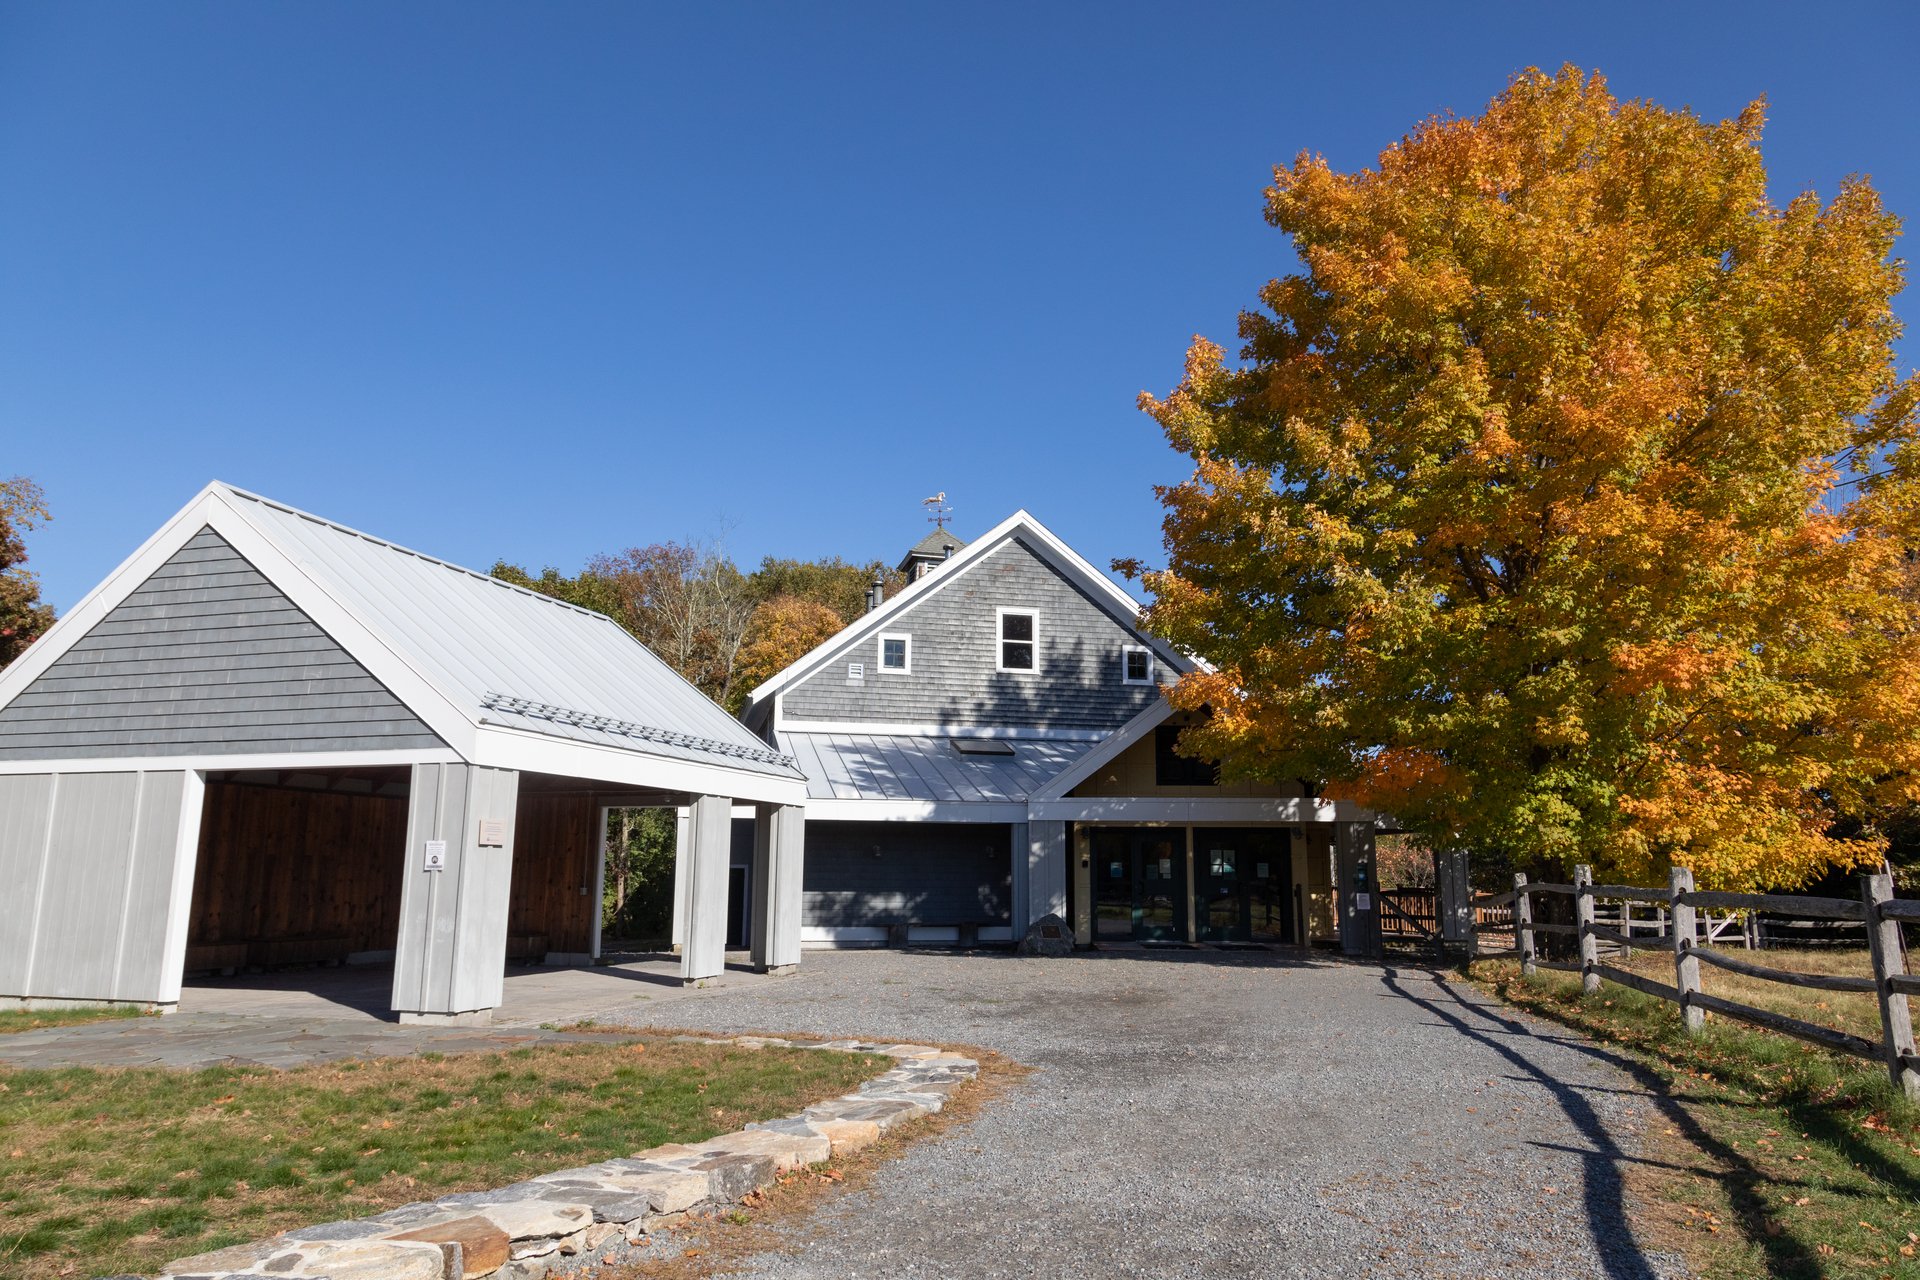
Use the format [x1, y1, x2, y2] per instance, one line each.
[778, 730, 1094, 803]
[0, 482, 804, 800]
[223, 488, 797, 775]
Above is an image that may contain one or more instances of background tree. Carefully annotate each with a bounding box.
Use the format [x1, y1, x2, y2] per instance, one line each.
[487, 560, 622, 617]
[751, 556, 905, 625]
[0, 476, 54, 669]
[1131, 67, 1920, 890]
[731, 594, 847, 711]
[586, 541, 759, 706]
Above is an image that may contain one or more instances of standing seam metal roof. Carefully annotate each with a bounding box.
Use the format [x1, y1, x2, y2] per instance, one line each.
[222, 486, 801, 779]
[777, 730, 1093, 802]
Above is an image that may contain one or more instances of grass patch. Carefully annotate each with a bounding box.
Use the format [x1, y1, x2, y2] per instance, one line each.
[0, 1038, 884, 1279]
[1475, 956, 1920, 1279]
[0, 1006, 147, 1035]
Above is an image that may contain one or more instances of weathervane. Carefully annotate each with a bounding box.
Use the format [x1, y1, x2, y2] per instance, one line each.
[923, 492, 952, 530]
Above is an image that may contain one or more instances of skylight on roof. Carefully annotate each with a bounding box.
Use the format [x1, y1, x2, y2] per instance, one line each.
[952, 737, 1016, 757]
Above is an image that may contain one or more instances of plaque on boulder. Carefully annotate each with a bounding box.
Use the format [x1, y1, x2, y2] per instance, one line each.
[1018, 912, 1074, 957]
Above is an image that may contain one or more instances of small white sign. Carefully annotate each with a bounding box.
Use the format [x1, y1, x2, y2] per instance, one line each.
[1256, 862, 1271, 879]
[1354, 891, 1372, 911]
[478, 818, 506, 847]
[423, 839, 447, 872]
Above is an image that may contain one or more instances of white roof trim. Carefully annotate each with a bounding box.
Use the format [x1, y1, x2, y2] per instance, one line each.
[1028, 696, 1178, 800]
[742, 510, 1190, 709]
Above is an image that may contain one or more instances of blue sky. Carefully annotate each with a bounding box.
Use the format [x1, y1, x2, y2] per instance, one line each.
[4, 2, 1916, 611]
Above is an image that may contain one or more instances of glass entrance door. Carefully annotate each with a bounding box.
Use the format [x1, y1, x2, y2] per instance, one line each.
[1090, 828, 1188, 942]
[1195, 829, 1294, 943]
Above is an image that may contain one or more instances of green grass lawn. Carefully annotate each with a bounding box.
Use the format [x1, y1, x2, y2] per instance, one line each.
[1475, 957, 1920, 1280]
[0, 1037, 884, 1279]
[0, 1006, 148, 1035]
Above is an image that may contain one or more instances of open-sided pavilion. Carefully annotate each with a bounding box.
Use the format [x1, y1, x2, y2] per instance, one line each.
[0, 482, 806, 1023]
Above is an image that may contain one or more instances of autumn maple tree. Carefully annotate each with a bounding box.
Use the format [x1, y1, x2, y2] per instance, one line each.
[0, 476, 54, 670]
[1131, 67, 1920, 889]
[732, 594, 847, 710]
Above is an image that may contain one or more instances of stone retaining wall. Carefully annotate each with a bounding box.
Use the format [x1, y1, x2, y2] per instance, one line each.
[151, 1037, 979, 1280]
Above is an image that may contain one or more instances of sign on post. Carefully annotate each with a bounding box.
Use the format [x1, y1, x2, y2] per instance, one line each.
[423, 839, 447, 872]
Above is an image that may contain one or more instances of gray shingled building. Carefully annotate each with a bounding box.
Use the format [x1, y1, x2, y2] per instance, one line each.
[0, 482, 807, 1022]
[739, 511, 1383, 951]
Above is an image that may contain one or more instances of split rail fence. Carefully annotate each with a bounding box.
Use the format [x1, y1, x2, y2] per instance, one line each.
[1465, 867, 1919, 1101]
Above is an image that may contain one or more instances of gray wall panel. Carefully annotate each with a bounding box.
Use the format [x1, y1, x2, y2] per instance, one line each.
[116, 772, 186, 1001]
[784, 539, 1160, 732]
[0, 774, 54, 993]
[31, 773, 142, 999]
[802, 820, 1012, 927]
[0, 527, 443, 760]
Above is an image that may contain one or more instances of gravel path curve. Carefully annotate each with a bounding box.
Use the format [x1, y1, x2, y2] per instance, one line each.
[603, 949, 1687, 1280]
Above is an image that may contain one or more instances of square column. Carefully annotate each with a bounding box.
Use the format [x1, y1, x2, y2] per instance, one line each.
[1025, 820, 1068, 927]
[749, 803, 804, 974]
[392, 763, 519, 1024]
[680, 794, 732, 984]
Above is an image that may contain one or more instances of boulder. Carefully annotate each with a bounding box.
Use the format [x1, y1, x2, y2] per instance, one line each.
[1018, 912, 1075, 956]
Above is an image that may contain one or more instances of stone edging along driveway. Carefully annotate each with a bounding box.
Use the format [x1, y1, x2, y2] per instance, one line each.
[151, 1037, 980, 1280]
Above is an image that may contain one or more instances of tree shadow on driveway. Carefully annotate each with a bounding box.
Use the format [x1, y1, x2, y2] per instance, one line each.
[1381, 963, 1824, 1280]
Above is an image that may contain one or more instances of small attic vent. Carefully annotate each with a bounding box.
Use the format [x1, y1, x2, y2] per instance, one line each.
[952, 737, 1016, 757]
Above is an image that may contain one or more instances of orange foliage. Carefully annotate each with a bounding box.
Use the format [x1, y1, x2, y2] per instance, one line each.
[1133, 67, 1920, 888]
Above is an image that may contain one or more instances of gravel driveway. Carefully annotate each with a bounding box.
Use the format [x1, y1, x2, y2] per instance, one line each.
[603, 948, 1686, 1280]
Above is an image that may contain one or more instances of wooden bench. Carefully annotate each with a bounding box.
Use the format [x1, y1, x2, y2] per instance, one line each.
[247, 936, 352, 968]
[184, 942, 249, 976]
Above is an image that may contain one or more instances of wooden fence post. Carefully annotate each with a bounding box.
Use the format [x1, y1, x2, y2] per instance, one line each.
[1514, 872, 1535, 977]
[1862, 871, 1920, 1102]
[1671, 866, 1703, 1034]
[1575, 864, 1600, 994]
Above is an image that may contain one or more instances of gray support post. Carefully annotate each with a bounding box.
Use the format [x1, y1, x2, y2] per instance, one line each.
[1671, 866, 1703, 1034]
[1010, 821, 1030, 933]
[1575, 864, 1600, 994]
[1863, 871, 1920, 1101]
[750, 803, 804, 974]
[1027, 820, 1068, 927]
[392, 763, 519, 1025]
[1071, 825, 1093, 945]
[670, 806, 691, 954]
[1514, 872, 1535, 977]
[1437, 849, 1473, 952]
[589, 806, 608, 962]
[680, 794, 732, 984]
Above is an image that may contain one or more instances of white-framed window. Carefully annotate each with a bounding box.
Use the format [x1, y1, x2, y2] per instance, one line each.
[878, 632, 912, 674]
[1122, 644, 1154, 685]
[996, 607, 1038, 673]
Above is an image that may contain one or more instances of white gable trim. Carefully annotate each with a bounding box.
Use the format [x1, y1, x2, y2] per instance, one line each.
[775, 717, 1112, 743]
[743, 510, 1190, 711]
[1029, 696, 1177, 799]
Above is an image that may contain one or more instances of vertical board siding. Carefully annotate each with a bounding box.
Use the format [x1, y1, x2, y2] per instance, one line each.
[0, 770, 192, 1003]
[783, 539, 1162, 731]
[0, 527, 443, 759]
[392, 763, 519, 1016]
[0, 774, 55, 994]
[508, 792, 597, 955]
[187, 780, 409, 956]
[802, 820, 1013, 927]
[33, 773, 143, 998]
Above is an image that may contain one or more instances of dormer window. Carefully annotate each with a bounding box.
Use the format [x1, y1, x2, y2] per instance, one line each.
[1122, 645, 1153, 685]
[879, 633, 911, 673]
[997, 608, 1037, 673]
